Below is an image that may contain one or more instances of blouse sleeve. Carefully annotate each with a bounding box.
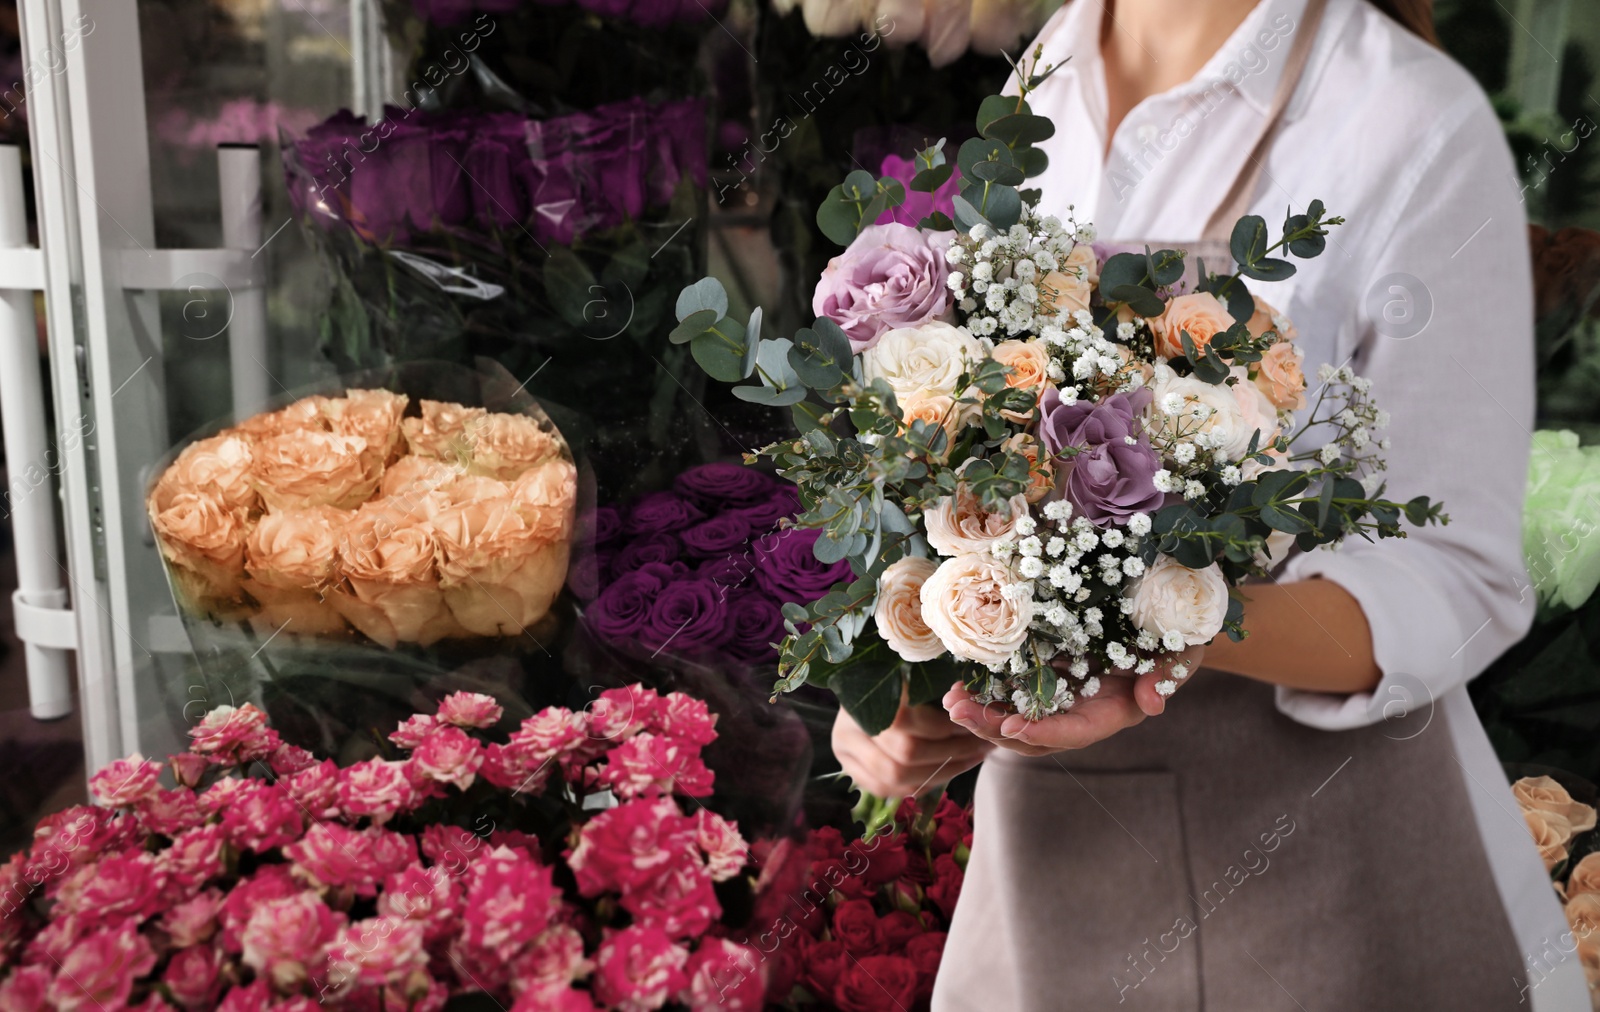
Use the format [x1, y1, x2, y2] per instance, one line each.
[1273, 95, 1537, 731]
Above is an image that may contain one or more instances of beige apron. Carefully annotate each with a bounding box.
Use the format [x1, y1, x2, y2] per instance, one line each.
[933, 1, 1527, 1008]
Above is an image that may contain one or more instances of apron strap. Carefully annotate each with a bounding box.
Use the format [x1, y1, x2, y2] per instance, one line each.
[1199, 0, 1330, 241]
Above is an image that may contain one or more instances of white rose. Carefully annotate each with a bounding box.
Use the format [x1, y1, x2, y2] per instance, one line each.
[862, 320, 984, 399]
[1127, 555, 1228, 647]
[924, 488, 1030, 557]
[1147, 363, 1253, 463]
[801, 0, 864, 37]
[1229, 366, 1281, 452]
[919, 0, 972, 67]
[875, 556, 945, 662]
[920, 552, 1033, 665]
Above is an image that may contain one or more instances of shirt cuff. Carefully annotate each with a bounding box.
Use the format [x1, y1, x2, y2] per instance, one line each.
[1270, 545, 1469, 731]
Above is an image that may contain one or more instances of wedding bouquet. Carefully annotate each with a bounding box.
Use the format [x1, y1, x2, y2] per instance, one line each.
[669, 52, 1447, 732]
[1512, 774, 1600, 1005]
[0, 686, 776, 1011]
[147, 386, 576, 648]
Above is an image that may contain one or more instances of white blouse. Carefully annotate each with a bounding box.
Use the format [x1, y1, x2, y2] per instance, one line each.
[1025, 0, 1586, 1005]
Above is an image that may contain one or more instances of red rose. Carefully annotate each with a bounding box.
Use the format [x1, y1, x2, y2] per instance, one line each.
[930, 798, 971, 854]
[834, 954, 919, 1012]
[762, 937, 803, 1003]
[905, 931, 947, 1000]
[852, 833, 908, 888]
[802, 938, 851, 999]
[926, 853, 964, 921]
[877, 910, 922, 953]
[831, 898, 882, 955]
[805, 826, 848, 862]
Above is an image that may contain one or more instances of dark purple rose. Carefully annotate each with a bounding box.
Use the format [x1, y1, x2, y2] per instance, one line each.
[752, 529, 852, 604]
[410, 0, 519, 26]
[462, 115, 532, 229]
[673, 462, 776, 509]
[611, 533, 681, 574]
[640, 580, 731, 653]
[624, 492, 704, 536]
[725, 593, 785, 663]
[582, 506, 624, 547]
[634, 560, 693, 584]
[1060, 441, 1164, 525]
[734, 487, 801, 534]
[681, 514, 754, 558]
[566, 550, 614, 602]
[1037, 387, 1153, 458]
[697, 554, 755, 588]
[586, 568, 669, 638]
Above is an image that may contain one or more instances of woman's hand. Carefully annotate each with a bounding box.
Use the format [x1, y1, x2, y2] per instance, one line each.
[832, 698, 995, 799]
[943, 645, 1205, 757]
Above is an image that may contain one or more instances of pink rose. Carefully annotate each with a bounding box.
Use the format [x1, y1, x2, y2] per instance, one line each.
[587, 685, 657, 744]
[389, 713, 439, 749]
[592, 925, 690, 1012]
[169, 752, 210, 788]
[622, 860, 721, 939]
[188, 703, 278, 762]
[221, 782, 305, 852]
[509, 924, 592, 994]
[46, 920, 156, 1012]
[326, 916, 428, 987]
[436, 691, 504, 728]
[160, 888, 223, 948]
[511, 985, 602, 1012]
[411, 727, 486, 791]
[461, 846, 559, 962]
[158, 824, 227, 896]
[365, 826, 419, 883]
[163, 943, 224, 1009]
[378, 865, 462, 943]
[215, 980, 275, 1012]
[813, 223, 951, 353]
[288, 823, 382, 895]
[90, 752, 164, 807]
[28, 806, 128, 880]
[600, 733, 715, 800]
[420, 824, 489, 870]
[336, 758, 418, 825]
[199, 776, 257, 815]
[515, 706, 591, 761]
[567, 798, 698, 895]
[55, 850, 167, 925]
[282, 759, 341, 820]
[480, 740, 551, 795]
[219, 865, 300, 951]
[679, 938, 766, 1012]
[650, 692, 718, 747]
[267, 742, 318, 776]
[241, 892, 344, 992]
[134, 787, 205, 837]
[0, 966, 51, 1012]
[694, 809, 749, 882]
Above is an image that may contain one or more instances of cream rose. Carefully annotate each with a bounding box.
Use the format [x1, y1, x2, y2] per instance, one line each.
[250, 430, 381, 511]
[1514, 775, 1599, 833]
[1254, 342, 1308, 411]
[1526, 807, 1575, 872]
[1128, 556, 1228, 647]
[403, 400, 487, 462]
[245, 506, 344, 591]
[151, 433, 259, 514]
[464, 412, 562, 481]
[1002, 432, 1055, 503]
[875, 556, 944, 662]
[1569, 853, 1600, 899]
[919, 553, 1032, 665]
[1147, 363, 1256, 463]
[1152, 292, 1234, 360]
[324, 389, 408, 466]
[1230, 366, 1282, 451]
[924, 488, 1030, 557]
[861, 321, 984, 398]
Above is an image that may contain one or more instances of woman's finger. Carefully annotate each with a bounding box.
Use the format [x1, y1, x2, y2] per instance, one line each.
[1132, 644, 1206, 716]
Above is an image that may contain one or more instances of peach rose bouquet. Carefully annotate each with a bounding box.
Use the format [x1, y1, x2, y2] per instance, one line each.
[148, 385, 576, 648]
[666, 55, 1447, 737]
[1512, 773, 1600, 1005]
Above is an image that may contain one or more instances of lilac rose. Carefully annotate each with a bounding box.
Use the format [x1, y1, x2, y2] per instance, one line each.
[1038, 388, 1164, 526]
[1038, 387, 1153, 456]
[623, 492, 705, 535]
[725, 593, 785, 664]
[640, 580, 732, 653]
[752, 529, 852, 603]
[681, 514, 754, 558]
[813, 223, 951, 353]
[673, 462, 776, 509]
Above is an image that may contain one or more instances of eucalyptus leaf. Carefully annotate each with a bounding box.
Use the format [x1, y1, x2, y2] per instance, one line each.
[1229, 214, 1269, 268]
[675, 276, 728, 321]
[690, 329, 746, 382]
[982, 113, 1056, 147]
[910, 164, 954, 192]
[668, 308, 718, 345]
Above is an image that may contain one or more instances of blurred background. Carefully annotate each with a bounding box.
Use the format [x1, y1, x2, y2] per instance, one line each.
[0, 0, 1596, 857]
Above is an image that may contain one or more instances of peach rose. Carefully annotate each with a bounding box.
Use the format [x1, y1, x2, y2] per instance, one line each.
[1152, 292, 1234, 360]
[924, 487, 1030, 557]
[1254, 342, 1308, 411]
[918, 552, 1033, 665]
[324, 389, 408, 466]
[151, 491, 249, 600]
[1569, 853, 1600, 899]
[1567, 892, 1600, 947]
[332, 500, 460, 648]
[1002, 433, 1055, 503]
[379, 455, 461, 499]
[464, 412, 561, 481]
[151, 433, 258, 514]
[402, 400, 487, 462]
[231, 395, 331, 439]
[511, 457, 579, 539]
[1514, 776, 1598, 833]
[442, 474, 512, 506]
[1037, 243, 1098, 317]
[1526, 807, 1575, 872]
[1230, 366, 1283, 450]
[897, 389, 972, 456]
[250, 430, 381, 511]
[875, 556, 943, 662]
[245, 506, 344, 590]
[990, 338, 1051, 423]
[432, 497, 567, 636]
[1246, 296, 1298, 342]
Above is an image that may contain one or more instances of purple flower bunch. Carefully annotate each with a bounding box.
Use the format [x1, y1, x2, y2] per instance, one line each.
[411, 0, 723, 27]
[575, 463, 852, 665]
[286, 98, 707, 247]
